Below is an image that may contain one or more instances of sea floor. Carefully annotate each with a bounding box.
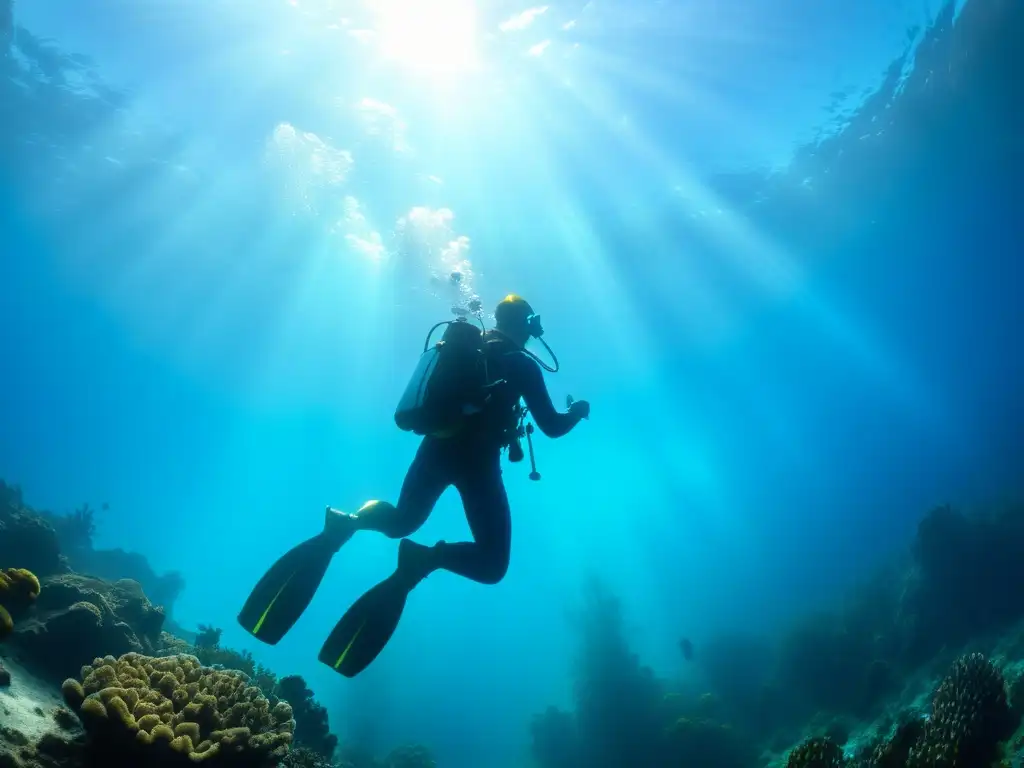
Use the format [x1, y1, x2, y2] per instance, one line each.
[0, 651, 81, 758]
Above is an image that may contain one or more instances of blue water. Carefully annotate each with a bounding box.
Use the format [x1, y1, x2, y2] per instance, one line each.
[1, 0, 1021, 765]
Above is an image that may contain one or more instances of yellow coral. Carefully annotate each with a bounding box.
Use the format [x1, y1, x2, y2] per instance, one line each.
[61, 679, 85, 710]
[61, 652, 294, 766]
[0, 605, 12, 640]
[0, 568, 41, 603]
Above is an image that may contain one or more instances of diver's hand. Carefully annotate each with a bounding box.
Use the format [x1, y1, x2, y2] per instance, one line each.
[569, 399, 590, 421]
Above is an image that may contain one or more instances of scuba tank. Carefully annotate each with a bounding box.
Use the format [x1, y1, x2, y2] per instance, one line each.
[395, 309, 564, 478]
[394, 315, 495, 437]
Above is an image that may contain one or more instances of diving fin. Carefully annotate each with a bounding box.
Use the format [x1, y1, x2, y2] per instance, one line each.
[318, 539, 428, 678]
[238, 506, 355, 645]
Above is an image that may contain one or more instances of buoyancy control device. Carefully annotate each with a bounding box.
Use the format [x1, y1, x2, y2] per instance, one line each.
[394, 311, 561, 477]
[394, 315, 495, 438]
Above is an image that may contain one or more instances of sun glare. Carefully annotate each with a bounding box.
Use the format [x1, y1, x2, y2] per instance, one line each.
[371, 0, 479, 77]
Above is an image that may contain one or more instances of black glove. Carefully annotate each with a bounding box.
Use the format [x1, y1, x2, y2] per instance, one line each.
[569, 399, 590, 420]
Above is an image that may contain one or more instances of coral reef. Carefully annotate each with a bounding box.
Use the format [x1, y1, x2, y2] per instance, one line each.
[76, 547, 186, 613]
[693, 630, 777, 736]
[570, 578, 672, 766]
[10, 574, 165, 682]
[282, 745, 334, 768]
[196, 624, 224, 650]
[534, 513, 1024, 768]
[182, 626, 335, 759]
[854, 715, 924, 767]
[186, 628, 278, 703]
[531, 578, 756, 768]
[1, 481, 183, 619]
[1, 604, 12, 641]
[0, 567, 40, 687]
[899, 504, 1024, 666]
[44, 502, 98, 558]
[664, 715, 746, 765]
[321, 744, 438, 768]
[0, 568, 42, 615]
[779, 654, 1017, 767]
[528, 500, 1024, 768]
[275, 675, 337, 760]
[0, 483, 438, 767]
[785, 736, 846, 767]
[905, 653, 1015, 767]
[0, 483, 63, 578]
[749, 503, 1024, 755]
[60, 652, 295, 766]
[40, 499, 187, 619]
[157, 630, 194, 657]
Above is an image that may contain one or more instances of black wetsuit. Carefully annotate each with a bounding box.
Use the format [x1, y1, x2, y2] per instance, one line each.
[359, 333, 581, 584]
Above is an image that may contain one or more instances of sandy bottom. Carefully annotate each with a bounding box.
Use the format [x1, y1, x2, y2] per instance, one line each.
[0, 652, 81, 747]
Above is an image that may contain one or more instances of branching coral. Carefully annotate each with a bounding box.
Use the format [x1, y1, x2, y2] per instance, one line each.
[49, 502, 99, 555]
[785, 736, 847, 768]
[60, 652, 295, 766]
[191, 625, 249, 670]
[196, 624, 224, 649]
[905, 652, 1015, 767]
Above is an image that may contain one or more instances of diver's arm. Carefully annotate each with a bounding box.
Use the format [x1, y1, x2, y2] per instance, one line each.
[517, 356, 580, 438]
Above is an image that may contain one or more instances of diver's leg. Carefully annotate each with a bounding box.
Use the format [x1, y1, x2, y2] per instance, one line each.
[344, 438, 449, 539]
[406, 461, 511, 585]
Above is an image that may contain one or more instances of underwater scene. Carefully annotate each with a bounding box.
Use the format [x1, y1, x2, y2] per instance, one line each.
[1, 0, 1023, 766]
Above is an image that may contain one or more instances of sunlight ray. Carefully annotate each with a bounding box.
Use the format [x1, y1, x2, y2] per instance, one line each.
[534, 47, 806, 299]
[513, 37, 948, 472]
[481, 118, 736, 546]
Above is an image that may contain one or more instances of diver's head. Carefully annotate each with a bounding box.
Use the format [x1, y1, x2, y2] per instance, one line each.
[494, 294, 543, 348]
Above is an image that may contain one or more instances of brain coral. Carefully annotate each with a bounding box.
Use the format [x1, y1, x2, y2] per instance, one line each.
[906, 652, 1013, 767]
[0, 567, 41, 608]
[61, 652, 295, 766]
[0, 567, 39, 641]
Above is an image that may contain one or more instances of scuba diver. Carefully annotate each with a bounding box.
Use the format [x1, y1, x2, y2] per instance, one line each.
[239, 294, 590, 678]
